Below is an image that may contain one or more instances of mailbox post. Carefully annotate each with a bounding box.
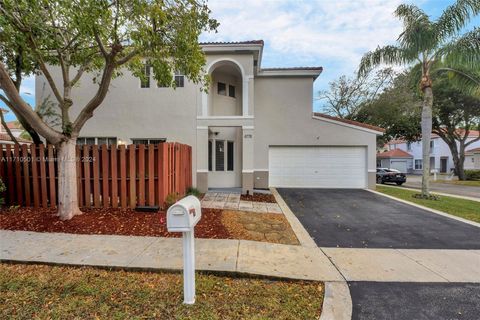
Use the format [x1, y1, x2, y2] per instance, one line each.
[166, 195, 202, 304]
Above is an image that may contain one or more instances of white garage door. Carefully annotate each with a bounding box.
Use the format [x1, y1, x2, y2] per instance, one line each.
[390, 160, 407, 173]
[269, 146, 367, 188]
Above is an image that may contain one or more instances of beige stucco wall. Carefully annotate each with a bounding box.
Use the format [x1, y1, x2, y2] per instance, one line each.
[209, 71, 242, 116]
[253, 77, 378, 189]
[36, 65, 200, 185]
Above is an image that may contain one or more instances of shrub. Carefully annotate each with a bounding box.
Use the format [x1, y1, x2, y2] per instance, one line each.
[464, 169, 480, 181]
[186, 187, 201, 197]
[165, 192, 181, 209]
[0, 178, 5, 206]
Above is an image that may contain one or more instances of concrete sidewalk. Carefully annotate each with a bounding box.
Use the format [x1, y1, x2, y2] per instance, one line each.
[0, 230, 343, 282]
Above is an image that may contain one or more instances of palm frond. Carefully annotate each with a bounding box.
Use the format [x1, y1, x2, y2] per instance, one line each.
[358, 45, 413, 77]
[439, 28, 480, 69]
[436, 66, 480, 96]
[394, 4, 429, 27]
[436, 0, 480, 39]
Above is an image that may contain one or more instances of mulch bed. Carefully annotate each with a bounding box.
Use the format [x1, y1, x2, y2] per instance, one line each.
[240, 193, 277, 203]
[0, 207, 232, 239]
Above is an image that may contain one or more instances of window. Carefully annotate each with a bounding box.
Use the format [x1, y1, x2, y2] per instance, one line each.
[140, 63, 150, 88]
[217, 82, 226, 95]
[227, 141, 234, 171]
[131, 138, 166, 145]
[414, 159, 423, 170]
[77, 137, 117, 145]
[215, 140, 224, 171]
[208, 140, 213, 171]
[407, 142, 412, 151]
[430, 140, 434, 148]
[174, 72, 184, 87]
[472, 157, 475, 163]
[228, 85, 235, 98]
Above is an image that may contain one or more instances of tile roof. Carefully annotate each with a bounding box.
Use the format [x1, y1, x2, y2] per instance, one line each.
[200, 40, 264, 45]
[466, 147, 480, 155]
[0, 133, 32, 144]
[6, 121, 21, 129]
[262, 67, 323, 71]
[313, 113, 385, 133]
[377, 149, 413, 159]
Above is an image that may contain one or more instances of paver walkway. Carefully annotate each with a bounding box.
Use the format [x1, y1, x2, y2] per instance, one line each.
[0, 230, 342, 282]
[201, 192, 282, 213]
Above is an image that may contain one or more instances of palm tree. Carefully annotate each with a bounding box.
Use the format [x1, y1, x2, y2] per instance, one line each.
[359, 1, 480, 197]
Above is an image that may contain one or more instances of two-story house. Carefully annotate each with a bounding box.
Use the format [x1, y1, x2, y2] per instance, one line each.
[36, 40, 384, 193]
[380, 130, 480, 173]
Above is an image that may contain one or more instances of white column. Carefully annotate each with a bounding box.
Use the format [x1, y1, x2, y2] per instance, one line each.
[242, 77, 250, 117]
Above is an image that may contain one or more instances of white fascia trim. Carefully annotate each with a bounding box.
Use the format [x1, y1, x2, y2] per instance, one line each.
[368, 169, 377, 173]
[242, 170, 254, 173]
[242, 126, 254, 130]
[196, 126, 209, 130]
[197, 169, 208, 173]
[257, 69, 322, 79]
[312, 115, 384, 135]
[254, 168, 269, 172]
[197, 116, 254, 120]
[202, 44, 263, 52]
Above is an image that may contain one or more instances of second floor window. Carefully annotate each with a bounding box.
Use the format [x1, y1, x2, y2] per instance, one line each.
[218, 82, 226, 95]
[430, 140, 434, 149]
[174, 72, 184, 87]
[140, 63, 150, 88]
[407, 142, 412, 151]
[229, 85, 236, 98]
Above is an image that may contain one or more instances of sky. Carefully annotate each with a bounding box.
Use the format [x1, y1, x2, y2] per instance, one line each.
[2, 0, 479, 122]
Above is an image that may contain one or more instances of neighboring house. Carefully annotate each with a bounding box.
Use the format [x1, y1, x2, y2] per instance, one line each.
[377, 149, 413, 173]
[36, 40, 384, 193]
[386, 130, 480, 174]
[465, 147, 480, 170]
[0, 112, 31, 144]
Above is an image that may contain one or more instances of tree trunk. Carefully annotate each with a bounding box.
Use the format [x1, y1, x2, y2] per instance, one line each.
[56, 138, 82, 220]
[421, 86, 433, 197]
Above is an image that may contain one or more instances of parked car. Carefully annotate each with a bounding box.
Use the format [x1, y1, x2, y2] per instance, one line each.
[376, 168, 407, 185]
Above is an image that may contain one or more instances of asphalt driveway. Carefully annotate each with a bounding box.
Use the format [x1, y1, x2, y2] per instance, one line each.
[349, 282, 480, 320]
[277, 188, 480, 249]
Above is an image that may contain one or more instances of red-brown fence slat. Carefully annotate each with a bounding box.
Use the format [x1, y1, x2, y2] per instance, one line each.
[148, 144, 155, 206]
[21, 144, 31, 207]
[13, 144, 23, 205]
[5, 144, 15, 205]
[48, 145, 56, 207]
[138, 144, 145, 206]
[82, 145, 91, 208]
[101, 145, 109, 207]
[92, 145, 100, 207]
[128, 144, 136, 208]
[75, 146, 83, 207]
[111, 145, 118, 208]
[119, 145, 127, 208]
[30, 144, 40, 208]
[39, 145, 48, 208]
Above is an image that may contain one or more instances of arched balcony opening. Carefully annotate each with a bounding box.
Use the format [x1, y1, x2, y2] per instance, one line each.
[207, 61, 243, 116]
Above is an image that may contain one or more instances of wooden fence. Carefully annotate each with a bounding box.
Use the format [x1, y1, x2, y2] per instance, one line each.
[0, 143, 192, 209]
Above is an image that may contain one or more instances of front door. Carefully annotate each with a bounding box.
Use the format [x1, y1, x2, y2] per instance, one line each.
[207, 127, 242, 188]
[440, 158, 448, 173]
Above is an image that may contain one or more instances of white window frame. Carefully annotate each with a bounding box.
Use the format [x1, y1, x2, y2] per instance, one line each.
[414, 159, 423, 170]
[77, 137, 117, 145]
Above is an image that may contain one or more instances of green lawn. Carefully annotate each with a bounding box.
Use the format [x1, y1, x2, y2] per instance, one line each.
[376, 186, 480, 223]
[0, 264, 323, 320]
[433, 180, 480, 187]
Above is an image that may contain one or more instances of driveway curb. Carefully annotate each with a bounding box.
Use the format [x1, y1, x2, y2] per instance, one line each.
[270, 188, 317, 248]
[368, 189, 480, 228]
[319, 281, 352, 320]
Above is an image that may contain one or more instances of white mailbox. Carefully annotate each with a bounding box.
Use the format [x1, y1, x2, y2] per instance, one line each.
[167, 195, 201, 232]
[166, 195, 202, 305]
